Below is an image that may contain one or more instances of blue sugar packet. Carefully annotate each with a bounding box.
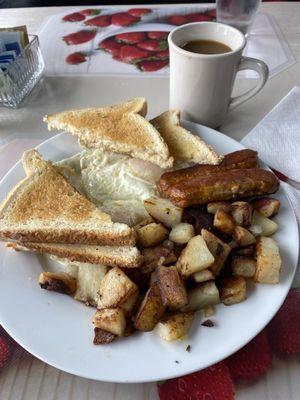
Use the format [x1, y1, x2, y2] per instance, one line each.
[0, 39, 5, 53]
[0, 32, 22, 55]
[0, 50, 17, 62]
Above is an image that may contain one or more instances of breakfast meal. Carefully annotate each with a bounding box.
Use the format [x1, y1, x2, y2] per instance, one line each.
[0, 98, 282, 345]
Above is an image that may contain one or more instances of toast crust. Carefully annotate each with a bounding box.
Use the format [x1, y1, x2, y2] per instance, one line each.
[7, 242, 142, 268]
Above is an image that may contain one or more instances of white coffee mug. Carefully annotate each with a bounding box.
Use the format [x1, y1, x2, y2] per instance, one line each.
[168, 22, 269, 128]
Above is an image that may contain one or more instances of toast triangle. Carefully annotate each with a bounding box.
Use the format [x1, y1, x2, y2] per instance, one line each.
[0, 150, 135, 246]
[44, 98, 173, 169]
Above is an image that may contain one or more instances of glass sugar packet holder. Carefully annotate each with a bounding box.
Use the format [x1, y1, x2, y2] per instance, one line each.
[0, 35, 44, 108]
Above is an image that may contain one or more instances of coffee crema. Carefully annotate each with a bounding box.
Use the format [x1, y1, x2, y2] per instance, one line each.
[181, 40, 232, 55]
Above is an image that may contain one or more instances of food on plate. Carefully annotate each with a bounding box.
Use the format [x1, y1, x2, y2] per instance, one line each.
[44, 97, 173, 169]
[220, 276, 247, 306]
[158, 149, 258, 194]
[154, 312, 195, 341]
[39, 272, 77, 294]
[151, 110, 222, 165]
[0, 149, 135, 246]
[0, 98, 284, 346]
[254, 237, 281, 284]
[162, 168, 279, 207]
[169, 222, 195, 244]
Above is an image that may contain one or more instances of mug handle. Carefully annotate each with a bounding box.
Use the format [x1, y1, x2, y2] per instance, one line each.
[229, 56, 269, 111]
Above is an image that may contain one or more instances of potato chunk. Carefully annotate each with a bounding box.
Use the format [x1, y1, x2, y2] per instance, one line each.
[92, 308, 126, 336]
[144, 196, 183, 228]
[233, 226, 256, 247]
[137, 223, 169, 248]
[250, 211, 278, 237]
[39, 272, 76, 295]
[134, 282, 165, 331]
[220, 276, 247, 306]
[213, 209, 235, 235]
[181, 281, 220, 312]
[157, 265, 188, 309]
[176, 235, 215, 278]
[231, 256, 256, 278]
[193, 269, 215, 283]
[207, 201, 231, 214]
[154, 312, 195, 341]
[252, 197, 280, 218]
[201, 229, 231, 275]
[230, 201, 253, 227]
[97, 267, 138, 309]
[169, 223, 195, 244]
[254, 236, 281, 284]
[74, 263, 107, 306]
[93, 328, 115, 345]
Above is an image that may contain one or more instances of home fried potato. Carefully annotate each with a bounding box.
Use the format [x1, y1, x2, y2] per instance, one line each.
[92, 308, 126, 336]
[154, 312, 195, 341]
[134, 282, 165, 331]
[213, 209, 235, 235]
[230, 201, 253, 227]
[254, 236, 281, 284]
[39, 272, 76, 295]
[233, 226, 256, 247]
[207, 201, 231, 214]
[144, 196, 183, 228]
[252, 197, 280, 218]
[176, 235, 215, 278]
[231, 256, 256, 278]
[93, 328, 115, 345]
[220, 276, 247, 306]
[169, 223, 195, 244]
[193, 269, 215, 283]
[250, 211, 279, 237]
[181, 281, 220, 312]
[157, 265, 188, 309]
[74, 263, 107, 306]
[137, 223, 169, 248]
[201, 228, 231, 275]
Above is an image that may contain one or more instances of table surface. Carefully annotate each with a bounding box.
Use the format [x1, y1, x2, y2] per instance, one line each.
[0, 3, 300, 400]
[0, 2, 300, 145]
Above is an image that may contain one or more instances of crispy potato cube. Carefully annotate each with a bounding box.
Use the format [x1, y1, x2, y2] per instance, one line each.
[202, 305, 215, 318]
[207, 201, 231, 214]
[201, 229, 231, 275]
[137, 223, 169, 248]
[181, 281, 220, 312]
[74, 263, 107, 307]
[144, 196, 183, 228]
[157, 265, 188, 309]
[93, 328, 115, 345]
[252, 197, 280, 218]
[169, 223, 195, 244]
[176, 235, 215, 278]
[149, 270, 157, 286]
[213, 209, 235, 235]
[254, 236, 281, 284]
[233, 226, 256, 247]
[231, 256, 256, 278]
[97, 267, 138, 309]
[154, 312, 195, 341]
[134, 282, 165, 331]
[121, 291, 139, 316]
[39, 272, 76, 295]
[250, 211, 278, 237]
[220, 276, 247, 306]
[141, 245, 177, 273]
[92, 308, 126, 336]
[234, 245, 255, 256]
[193, 269, 215, 283]
[230, 201, 253, 227]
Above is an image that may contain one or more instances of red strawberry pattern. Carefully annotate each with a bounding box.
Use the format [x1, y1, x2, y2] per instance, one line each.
[66, 52, 87, 65]
[158, 362, 234, 400]
[137, 40, 168, 52]
[85, 15, 111, 28]
[225, 330, 271, 382]
[167, 15, 188, 25]
[128, 8, 152, 17]
[62, 12, 85, 22]
[63, 30, 96, 45]
[147, 31, 169, 40]
[79, 9, 101, 16]
[138, 60, 169, 72]
[267, 289, 300, 356]
[115, 32, 146, 44]
[186, 13, 213, 22]
[155, 49, 169, 59]
[120, 45, 151, 64]
[111, 12, 140, 27]
[0, 337, 10, 369]
[99, 38, 122, 56]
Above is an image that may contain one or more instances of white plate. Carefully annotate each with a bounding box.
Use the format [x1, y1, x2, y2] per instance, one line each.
[0, 121, 298, 383]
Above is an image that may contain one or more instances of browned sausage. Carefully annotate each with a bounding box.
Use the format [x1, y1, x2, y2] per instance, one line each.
[158, 150, 258, 194]
[165, 168, 279, 207]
